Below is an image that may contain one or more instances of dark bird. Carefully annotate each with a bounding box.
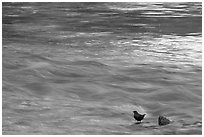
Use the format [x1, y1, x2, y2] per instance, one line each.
[133, 111, 146, 123]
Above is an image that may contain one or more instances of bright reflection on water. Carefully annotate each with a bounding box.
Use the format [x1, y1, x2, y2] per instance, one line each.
[2, 2, 202, 135]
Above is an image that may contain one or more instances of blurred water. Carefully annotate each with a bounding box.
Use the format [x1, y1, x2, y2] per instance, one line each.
[2, 2, 202, 135]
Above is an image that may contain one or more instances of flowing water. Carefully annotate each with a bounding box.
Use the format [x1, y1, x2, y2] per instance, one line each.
[2, 2, 202, 135]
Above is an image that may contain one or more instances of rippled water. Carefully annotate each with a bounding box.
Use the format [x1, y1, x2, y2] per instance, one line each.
[2, 2, 202, 135]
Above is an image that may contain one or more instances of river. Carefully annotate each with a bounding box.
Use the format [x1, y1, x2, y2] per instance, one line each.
[2, 2, 202, 135]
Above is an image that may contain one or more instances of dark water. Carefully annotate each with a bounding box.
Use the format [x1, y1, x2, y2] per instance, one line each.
[2, 2, 202, 135]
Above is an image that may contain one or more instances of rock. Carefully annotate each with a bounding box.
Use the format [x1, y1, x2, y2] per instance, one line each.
[158, 115, 170, 126]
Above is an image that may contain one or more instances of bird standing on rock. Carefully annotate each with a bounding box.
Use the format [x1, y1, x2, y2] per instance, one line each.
[133, 111, 146, 123]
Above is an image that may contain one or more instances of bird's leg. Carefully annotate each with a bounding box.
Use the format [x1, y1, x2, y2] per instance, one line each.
[135, 121, 142, 124]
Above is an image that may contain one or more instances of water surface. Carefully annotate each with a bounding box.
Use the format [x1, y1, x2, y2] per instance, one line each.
[2, 2, 202, 135]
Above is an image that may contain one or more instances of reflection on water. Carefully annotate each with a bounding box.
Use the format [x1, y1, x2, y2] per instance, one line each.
[2, 2, 202, 135]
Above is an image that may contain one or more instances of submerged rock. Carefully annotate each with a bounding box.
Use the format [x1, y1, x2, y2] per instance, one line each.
[158, 115, 170, 126]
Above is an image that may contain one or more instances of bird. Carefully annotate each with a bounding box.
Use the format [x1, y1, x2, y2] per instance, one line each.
[133, 111, 146, 123]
